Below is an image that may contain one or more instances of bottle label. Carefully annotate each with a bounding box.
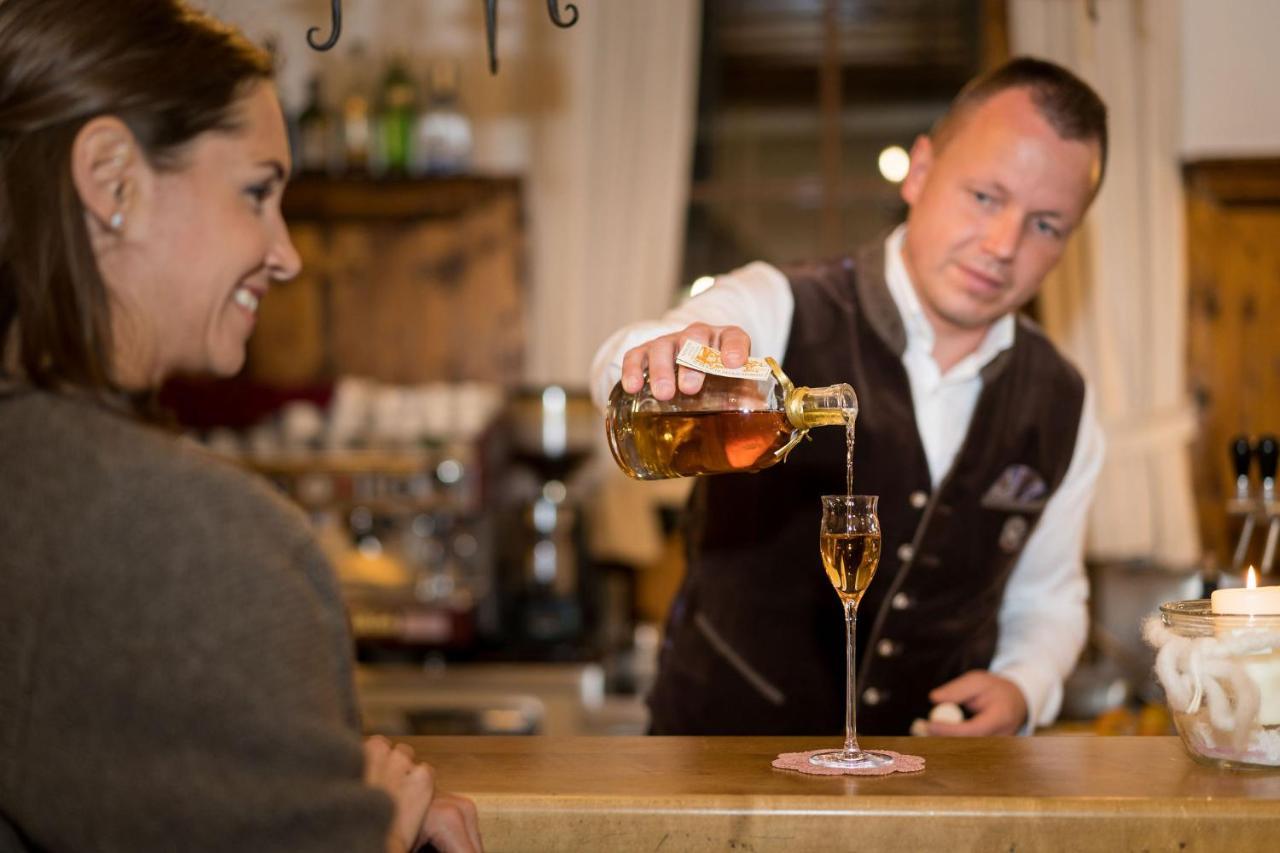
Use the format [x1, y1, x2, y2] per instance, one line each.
[675, 341, 773, 381]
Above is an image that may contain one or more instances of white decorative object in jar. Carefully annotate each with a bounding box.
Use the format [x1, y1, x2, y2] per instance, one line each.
[1146, 598, 1280, 769]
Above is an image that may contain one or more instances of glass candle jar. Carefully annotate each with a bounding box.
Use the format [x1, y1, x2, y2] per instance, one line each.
[1151, 599, 1280, 769]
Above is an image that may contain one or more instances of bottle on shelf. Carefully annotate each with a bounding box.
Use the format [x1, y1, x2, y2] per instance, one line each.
[297, 74, 336, 175]
[412, 59, 473, 176]
[339, 42, 373, 175]
[606, 342, 857, 481]
[376, 56, 418, 176]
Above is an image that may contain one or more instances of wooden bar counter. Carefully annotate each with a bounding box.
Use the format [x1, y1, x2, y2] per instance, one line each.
[396, 735, 1280, 852]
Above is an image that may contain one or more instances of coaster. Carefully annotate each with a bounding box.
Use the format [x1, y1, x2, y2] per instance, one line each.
[772, 748, 925, 776]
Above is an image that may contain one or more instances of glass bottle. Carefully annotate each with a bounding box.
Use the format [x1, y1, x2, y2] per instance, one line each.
[606, 347, 857, 481]
[412, 59, 472, 176]
[297, 75, 333, 175]
[340, 43, 373, 175]
[376, 56, 418, 176]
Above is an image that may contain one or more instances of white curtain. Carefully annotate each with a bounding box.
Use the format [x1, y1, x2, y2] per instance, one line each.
[1010, 0, 1200, 566]
[520, 2, 703, 568]
[524, 1, 703, 387]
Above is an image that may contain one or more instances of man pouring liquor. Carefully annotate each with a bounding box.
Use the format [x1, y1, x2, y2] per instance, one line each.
[590, 58, 1107, 736]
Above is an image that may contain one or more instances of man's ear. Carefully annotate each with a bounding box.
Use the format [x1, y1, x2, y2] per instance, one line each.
[900, 133, 934, 207]
[70, 116, 141, 234]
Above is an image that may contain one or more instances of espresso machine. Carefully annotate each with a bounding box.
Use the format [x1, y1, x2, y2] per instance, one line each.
[498, 385, 600, 653]
[1224, 434, 1280, 581]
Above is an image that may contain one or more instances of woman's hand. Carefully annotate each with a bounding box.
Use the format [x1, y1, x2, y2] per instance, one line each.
[417, 791, 483, 853]
[364, 736, 435, 853]
[364, 736, 484, 853]
[620, 322, 753, 399]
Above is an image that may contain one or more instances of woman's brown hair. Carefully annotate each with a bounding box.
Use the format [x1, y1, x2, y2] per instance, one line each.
[0, 0, 272, 394]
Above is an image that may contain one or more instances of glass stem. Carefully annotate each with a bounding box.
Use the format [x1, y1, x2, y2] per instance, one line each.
[843, 599, 859, 756]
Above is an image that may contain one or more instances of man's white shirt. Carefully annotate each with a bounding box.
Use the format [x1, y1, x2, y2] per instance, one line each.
[589, 226, 1104, 730]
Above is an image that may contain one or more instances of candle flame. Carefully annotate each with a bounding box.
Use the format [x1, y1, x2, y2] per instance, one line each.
[1246, 566, 1258, 589]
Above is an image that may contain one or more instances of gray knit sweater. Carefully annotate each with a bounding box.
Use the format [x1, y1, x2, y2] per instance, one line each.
[0, 388, 392, 851]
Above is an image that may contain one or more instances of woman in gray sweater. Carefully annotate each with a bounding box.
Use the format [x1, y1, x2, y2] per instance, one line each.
[0, 2, 480, 851]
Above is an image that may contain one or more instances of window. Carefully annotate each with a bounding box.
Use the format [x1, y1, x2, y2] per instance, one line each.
[681, 0, 1003, 286]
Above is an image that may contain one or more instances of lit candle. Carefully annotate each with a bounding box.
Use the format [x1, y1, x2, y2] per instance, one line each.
[1211, 567, 1280, 616]
[1211, 567, 1280, 725]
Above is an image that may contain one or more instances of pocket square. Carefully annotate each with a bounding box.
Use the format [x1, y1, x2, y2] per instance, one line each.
[980, 464, 1048, 511]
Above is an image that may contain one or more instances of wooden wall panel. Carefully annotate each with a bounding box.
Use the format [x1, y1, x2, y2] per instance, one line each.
[1185, 160, 1280, 569]
[454, 195, 524, 381]
[246, 178, 524, 387]
[248, 226, 329, 384]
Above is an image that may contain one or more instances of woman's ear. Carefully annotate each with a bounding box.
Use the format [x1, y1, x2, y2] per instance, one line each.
[70, 116, 140, 236]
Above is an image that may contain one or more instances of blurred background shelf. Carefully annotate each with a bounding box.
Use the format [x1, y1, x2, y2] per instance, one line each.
[252, 175, 524, 387]
[282, 174, 522, 222]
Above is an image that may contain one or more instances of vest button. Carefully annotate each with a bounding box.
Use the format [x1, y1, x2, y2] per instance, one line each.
[862, 687, 885, 706]
[891, 592, 912, 610]
[896, 543, 915, 563]
[876, 638, 899, 657]
[909, 490, 928, 509]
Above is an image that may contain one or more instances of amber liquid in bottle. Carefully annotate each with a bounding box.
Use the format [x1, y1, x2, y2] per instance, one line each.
[605, 354, 857, 482]
[821, 531, 881, 604]
[617, 410, 793, 479]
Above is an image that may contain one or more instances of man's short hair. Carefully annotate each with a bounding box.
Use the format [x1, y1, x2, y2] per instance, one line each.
[931, 56, 1109, 187]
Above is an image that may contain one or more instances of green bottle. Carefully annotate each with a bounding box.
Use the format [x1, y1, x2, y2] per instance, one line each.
[377, 57, 417, 175]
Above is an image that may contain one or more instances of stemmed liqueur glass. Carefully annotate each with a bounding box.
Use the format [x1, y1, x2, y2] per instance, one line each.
[810, 495, 893, 769]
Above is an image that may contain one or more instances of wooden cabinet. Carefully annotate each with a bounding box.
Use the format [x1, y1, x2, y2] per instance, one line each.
[1185, 159, 1280, 567]
[247, 176, 525, 386]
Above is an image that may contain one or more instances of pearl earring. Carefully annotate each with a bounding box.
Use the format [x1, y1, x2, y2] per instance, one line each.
[109, 211, 124, 231]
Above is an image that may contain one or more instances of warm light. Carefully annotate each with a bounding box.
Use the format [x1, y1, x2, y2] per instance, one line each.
[690, 276, 716, 297]
[1247, 566, 1259, 589]
[878, 146, 911, 183]
[540, 385, 567, 458]
[436, 458, 463, 484]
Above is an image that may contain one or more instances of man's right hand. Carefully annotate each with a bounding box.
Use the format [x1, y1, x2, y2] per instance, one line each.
[620, 323, 753, 400]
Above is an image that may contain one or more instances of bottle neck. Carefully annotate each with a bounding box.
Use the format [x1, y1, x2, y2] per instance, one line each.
[784, 383, 858, 430]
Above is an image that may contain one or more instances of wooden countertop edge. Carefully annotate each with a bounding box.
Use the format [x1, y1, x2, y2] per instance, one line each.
[459, 792, 1280, 817]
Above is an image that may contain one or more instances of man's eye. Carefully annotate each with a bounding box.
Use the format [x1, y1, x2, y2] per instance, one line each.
[1033, 218, 1062, 239]
[972, 190, 994, 206]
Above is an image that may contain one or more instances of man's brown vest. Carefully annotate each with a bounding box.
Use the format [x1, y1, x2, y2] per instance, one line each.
[646, 244, 1086, 735]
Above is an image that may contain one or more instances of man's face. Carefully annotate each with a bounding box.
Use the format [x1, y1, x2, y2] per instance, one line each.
[899, 87, 1102, 338]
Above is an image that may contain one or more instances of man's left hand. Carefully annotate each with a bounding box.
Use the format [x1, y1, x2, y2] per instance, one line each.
[925, 670, 1027, 735]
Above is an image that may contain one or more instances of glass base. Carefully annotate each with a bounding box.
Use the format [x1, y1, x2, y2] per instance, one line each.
[808, 748, 894, 770]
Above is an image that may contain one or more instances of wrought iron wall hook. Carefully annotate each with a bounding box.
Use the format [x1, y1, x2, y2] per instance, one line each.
[486, 2, 577, 73]
[303, 1, 579, 70]
[307, 0, 342, 51]
[547, 1, 579, 28]
[484, 0, 499, 74]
